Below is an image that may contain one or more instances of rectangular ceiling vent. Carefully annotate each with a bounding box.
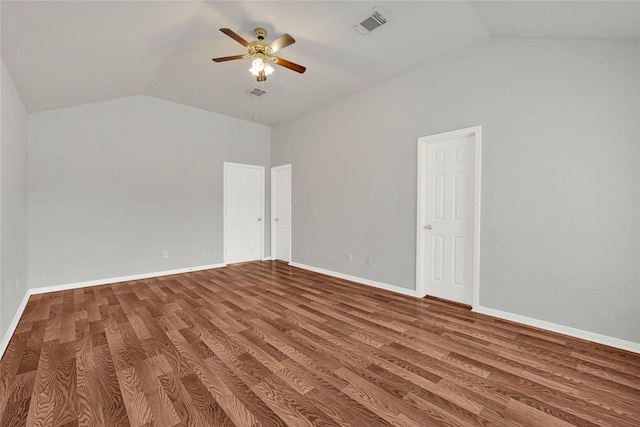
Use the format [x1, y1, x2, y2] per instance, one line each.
[247, 88, 266, 98]
[353, 8, 388, 36]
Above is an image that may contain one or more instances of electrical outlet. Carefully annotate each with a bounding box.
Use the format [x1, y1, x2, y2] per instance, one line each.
[162, 250, 168, 258]
[347, 254, 352, 262]
[365, 255, 372, 265]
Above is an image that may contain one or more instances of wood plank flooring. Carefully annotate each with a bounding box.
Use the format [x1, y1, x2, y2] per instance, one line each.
[1, 261, 639, 426]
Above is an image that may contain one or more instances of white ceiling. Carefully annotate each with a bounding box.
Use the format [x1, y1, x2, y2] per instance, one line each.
[2, 1, 638, 125]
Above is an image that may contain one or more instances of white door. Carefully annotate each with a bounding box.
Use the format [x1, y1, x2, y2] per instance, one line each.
[224, 162, 264, 264]
[271, 165, 291, 262]
[417, 127, 481, 306]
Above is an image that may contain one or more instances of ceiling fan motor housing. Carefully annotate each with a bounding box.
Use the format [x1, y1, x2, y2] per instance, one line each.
[248, 42, 273, 60]
[248, 29, 273, 61]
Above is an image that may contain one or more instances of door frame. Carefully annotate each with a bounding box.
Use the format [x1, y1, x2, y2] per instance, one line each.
[223, 162, 265, 265]
[271, 164, 292, 263]
[416, 126, 482, 308]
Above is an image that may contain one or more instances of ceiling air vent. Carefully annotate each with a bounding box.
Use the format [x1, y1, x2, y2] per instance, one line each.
[247, 88, 266, 98]
[353, 8, 388, 36]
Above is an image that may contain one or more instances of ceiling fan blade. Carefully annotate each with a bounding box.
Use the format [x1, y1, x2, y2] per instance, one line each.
[272, 57, 306, 74]
[220, 28, 250, 47]
[212, 54, 248, 62]
[268, 34, 295, 53]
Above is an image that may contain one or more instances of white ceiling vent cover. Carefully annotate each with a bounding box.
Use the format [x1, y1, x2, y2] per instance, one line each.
[247, 88, 266, 98]
[353, 8, 388, 36]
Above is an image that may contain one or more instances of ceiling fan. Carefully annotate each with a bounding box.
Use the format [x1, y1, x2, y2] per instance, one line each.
[212, 27, 307, 82]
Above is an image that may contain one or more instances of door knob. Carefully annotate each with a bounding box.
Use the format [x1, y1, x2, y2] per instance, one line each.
[257, 218, 262, 221]
[274, 218, 279, 222]
[424, 224, 432, 230]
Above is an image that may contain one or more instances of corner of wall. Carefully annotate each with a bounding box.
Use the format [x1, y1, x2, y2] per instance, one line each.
[0, 290, 30, 359]
[0, 59, 30, 346]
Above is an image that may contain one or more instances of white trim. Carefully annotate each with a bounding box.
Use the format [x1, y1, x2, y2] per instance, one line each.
[474, 305, 640, 355]
[4, 263, 637, 358]
[416, 125, 482, 308]
[282, 262, 640, 354]
[0, 263, 226, 358]
[271, 164, 292, 263]
[289, 262, 419, 297]
[0, 291, 31, 359]
[416, 139, 428, 296]
[473, 127, 482, 309]
[29, 263, 226, 295]
[261, 257, 272, 261]
[223, 162, 265, 264]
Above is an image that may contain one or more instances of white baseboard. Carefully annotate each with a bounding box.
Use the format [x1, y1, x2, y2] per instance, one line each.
[0, 263, 226, 359]
[0, 291, 31, 360]
[4, 263, 637, 358]
[288, 263, 640, 354]
[288, 262, 419, 297]
[29, 263, 226, 295]
[474, 306, 640, 355]
[261, 257, 272, 261]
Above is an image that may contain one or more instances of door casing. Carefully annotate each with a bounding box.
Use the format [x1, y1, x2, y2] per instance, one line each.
[416, 126, 482, 308]
[223, 162, 265, 264]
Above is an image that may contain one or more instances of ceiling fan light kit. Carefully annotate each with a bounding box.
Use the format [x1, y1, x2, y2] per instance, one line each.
[249, 58, 274, 80]
[212, 27, 306, 82]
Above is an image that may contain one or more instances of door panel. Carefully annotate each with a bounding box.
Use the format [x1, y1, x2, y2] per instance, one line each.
[432, 235, 444, 283]
[421, 135, 475, 304]
[224, 163, 264, 264]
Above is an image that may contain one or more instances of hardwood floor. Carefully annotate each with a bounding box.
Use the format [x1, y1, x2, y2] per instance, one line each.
[1, 261, 639, 426]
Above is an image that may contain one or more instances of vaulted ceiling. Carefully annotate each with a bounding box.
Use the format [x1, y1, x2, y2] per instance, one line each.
[2, 1, 638, 125]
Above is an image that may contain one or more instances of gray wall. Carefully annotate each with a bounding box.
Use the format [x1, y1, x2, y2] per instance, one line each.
[1, 60, 29, 340]
[28, 95, 270, 288]
[272, 38, 639, 343]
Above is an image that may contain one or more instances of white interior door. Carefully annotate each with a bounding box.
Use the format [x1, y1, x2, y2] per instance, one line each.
[417, 127, 481, 306]
[271, 165, 291, 262]
[224, 162, 264, 264]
